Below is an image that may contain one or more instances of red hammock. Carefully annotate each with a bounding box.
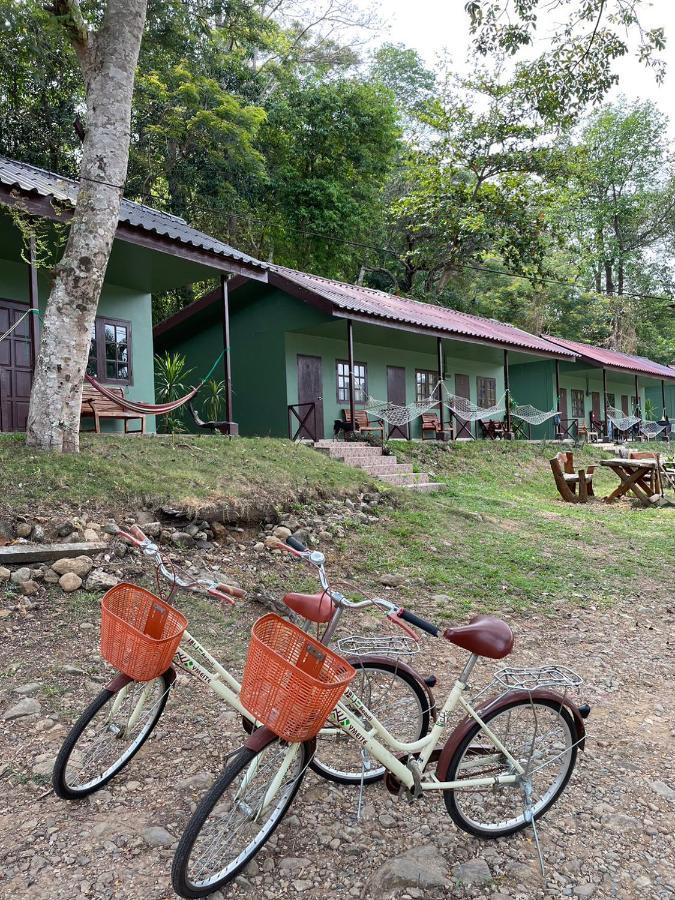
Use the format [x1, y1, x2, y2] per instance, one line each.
[85, 374, 200, 416]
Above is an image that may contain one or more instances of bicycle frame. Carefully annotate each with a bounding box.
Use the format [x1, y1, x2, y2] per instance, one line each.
[328, 655, 524, 793]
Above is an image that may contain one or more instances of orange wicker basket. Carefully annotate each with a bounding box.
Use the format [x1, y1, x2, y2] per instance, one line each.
[240, 614, 355, 743]
[100, 583, 187, 682]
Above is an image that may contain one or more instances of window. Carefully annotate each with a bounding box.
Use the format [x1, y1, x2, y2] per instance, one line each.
[477, 376, 496, 408]
[416, 370, 438, 403]
[86, 317, 132, 384]
[606, 392, 615, 410]
[571, 389, 585, 420]
[336, 360, 367, 403]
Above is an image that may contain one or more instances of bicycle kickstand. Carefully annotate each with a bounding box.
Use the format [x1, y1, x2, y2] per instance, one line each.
[522, 780, 545, 878]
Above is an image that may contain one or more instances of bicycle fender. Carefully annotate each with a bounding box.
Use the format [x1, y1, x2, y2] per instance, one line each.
[104, 667, 176, 694]
[436, 688, 586, 781]
[244, 726, 317, 756]
[347, 653, 438, 721]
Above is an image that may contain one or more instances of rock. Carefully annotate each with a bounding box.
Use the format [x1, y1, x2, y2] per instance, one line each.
[31, 524, 45, 542]
[56, 520, 75, 538]
[15, 522, 32, 538]
[142, 826, 175, 848]
[171, 531, 194, 548]
[177, 772, 212, 790]
[0, 566, 10, 583]
[83, 528, 99, 543]
[574, 884, 596, 897]
[650, 780, 675, 801]
[14, 682, 42, 695]
[85, 570, 119, 592]
[32, 754, 56, 778]
[211, 521, 227, 541]
[52, 556, 94, 578]
[59, 572, 82, 592]
[142, 522, 162, 538]
[44, 568, 60, 585]
[453, 858, 492, 886]
[378, 813, 396, 828]
[379, 573, 405, 587]
[3, 697, 41, 720]
[366, 845, 446, 894]
[273, 526, 292, 540]
[10, 567, 32, 584]
[291, 528, 310, 545]
[20, 580, 39, 596]
[292, 881, 312, 892]
[431, 593, 452, 604]
[264, 535, 280, 549]
[278, 858, 311, 873]
[253, 542, 265, 553]
[103, 522, 119, 535]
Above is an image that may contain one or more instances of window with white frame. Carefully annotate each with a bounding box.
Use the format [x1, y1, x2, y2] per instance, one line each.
[336, 360, 367, 403]
[415, 369, 438, 403]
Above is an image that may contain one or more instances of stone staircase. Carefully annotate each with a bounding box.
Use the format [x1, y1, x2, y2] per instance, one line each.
[314, 440, 443, 492]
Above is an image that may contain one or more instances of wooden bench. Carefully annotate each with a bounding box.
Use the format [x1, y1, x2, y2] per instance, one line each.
[342, 408, 383, 439]
[550, 451, 595, 503]
[80, 383, 146, 434]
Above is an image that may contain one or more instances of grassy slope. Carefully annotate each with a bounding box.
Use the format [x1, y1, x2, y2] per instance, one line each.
[0, 435, 672, 619]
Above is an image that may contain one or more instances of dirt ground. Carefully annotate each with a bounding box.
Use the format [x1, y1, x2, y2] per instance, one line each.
[1, 543, 674, 900]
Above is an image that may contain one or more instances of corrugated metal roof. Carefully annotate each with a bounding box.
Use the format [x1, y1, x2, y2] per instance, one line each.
[544, 335, 675, 380]
[269, 265, 576, 357]
[0, 155, 267, 272]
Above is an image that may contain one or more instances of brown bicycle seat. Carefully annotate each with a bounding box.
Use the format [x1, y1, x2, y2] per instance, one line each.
[283, 591, 335, 624]
[444, 615, 514, 659]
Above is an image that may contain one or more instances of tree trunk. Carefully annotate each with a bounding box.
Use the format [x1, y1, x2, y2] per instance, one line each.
[25, 0, 148, 452]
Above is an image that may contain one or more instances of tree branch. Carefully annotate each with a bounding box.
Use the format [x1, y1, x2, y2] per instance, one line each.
[46, 0, 89, 47]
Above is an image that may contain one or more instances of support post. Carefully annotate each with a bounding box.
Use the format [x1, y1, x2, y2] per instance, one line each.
[602, 367, 608, 439]
[28, 234, 40, 368]
[504, 349, 511, 437]
[220, 274, 236, 434]
[634, 374, 639, 412]
[347, 319, 355, 430]
[662, 379, 666, 418]
[436, 337, 444, 434]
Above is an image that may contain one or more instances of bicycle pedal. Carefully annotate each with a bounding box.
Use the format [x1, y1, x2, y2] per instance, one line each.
[423, 674, 437, 688]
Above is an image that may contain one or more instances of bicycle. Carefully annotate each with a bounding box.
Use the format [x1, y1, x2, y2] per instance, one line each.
[52, 527, 432, 799]
[172, 552, 590, 899]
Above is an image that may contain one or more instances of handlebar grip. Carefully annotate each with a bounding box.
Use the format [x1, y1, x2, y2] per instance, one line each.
[208, 587, 236, 606]
[129, 524, 148, 542]
[397, 609, 439, 637]
[216, 583, 246, 599]
[285, 536, 307, 553]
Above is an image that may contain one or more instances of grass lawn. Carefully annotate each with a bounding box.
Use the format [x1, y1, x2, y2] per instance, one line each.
[0, 434, 672, 620]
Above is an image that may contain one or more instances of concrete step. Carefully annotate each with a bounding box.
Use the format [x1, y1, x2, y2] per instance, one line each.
[404, 482, 445, 493]
[355, 462, 413, 475]
[377, 471, 429, 485]
[327, 449, 387, 462]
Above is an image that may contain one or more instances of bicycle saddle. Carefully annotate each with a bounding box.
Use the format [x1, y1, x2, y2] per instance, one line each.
[283, 591, 335, 624]
[444, 615, 514, 659]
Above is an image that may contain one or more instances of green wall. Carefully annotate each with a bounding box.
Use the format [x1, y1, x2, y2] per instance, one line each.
[645, 382, 675, 420]
[0, 257, 156, 432]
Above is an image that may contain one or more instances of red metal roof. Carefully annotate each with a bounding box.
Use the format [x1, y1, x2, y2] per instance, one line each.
[543, 336, 675, 381]
[269, 266, 576, 357]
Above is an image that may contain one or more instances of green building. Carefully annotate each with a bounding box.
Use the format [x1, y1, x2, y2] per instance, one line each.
[0, 156, 267, 433]
[154, 265, 578, 439]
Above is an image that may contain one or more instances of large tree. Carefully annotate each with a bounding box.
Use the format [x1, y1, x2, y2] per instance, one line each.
[25, 0, 148, 452]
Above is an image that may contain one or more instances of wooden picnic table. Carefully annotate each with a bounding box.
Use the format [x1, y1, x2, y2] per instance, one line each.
[599, 458, 662, 506]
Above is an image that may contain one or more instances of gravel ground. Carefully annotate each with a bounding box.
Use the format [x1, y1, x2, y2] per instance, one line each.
[1, 548, 674, 900]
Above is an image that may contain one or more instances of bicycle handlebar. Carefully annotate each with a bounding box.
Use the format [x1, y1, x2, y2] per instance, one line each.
[396, 608, 439, 637]
[285, 535, 307, 553]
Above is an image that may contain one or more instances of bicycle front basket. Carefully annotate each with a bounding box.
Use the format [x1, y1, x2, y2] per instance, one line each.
[240, 613, 355, 742]
[100, 583, 187, 682]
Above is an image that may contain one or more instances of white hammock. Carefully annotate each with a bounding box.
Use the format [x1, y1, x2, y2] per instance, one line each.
[607, 405, 640, 433]
[511, 404, 559, 426]
[639, 420, 666, 438]
[444, 390, 507, 422]
[364, 382, 442, 427]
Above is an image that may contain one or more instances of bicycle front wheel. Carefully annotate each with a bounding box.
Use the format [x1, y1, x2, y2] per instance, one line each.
[442, 697, 578, 838]
[310, 660, 431, 785]
[52, 672, 172, 799]
[172, 738, 312, 898]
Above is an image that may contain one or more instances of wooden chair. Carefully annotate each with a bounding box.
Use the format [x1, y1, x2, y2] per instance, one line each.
[628, 451, 661, 495]
[421, 413, 441, 440]
[342, 408, 384, 439]
[80, 383, 146, 434]
[550, 451, 595, 503]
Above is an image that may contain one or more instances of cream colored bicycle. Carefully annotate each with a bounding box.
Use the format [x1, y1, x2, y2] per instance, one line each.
[172, 543, 590, 898]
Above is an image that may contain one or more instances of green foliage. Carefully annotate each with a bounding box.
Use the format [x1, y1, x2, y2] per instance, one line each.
[154, 351, 194, 433]
[203, 378, 225, 421]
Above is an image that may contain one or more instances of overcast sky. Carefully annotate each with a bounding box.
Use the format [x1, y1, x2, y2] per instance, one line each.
[374, 0, 675, 126]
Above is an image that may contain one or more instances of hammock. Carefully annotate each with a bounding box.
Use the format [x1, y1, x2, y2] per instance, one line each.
[364, 382, 443, 427]
[444, 389, 507, 422]
[639, 420, 666, 438]
[606, 405, 640, 433]
[511, 404, 559, 426]
[85, 349, 226, 416]
[0, 308, 39, 345]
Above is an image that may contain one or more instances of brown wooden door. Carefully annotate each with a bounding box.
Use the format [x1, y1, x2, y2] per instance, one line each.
[386, 366, 408, 439]
[558, 387, 568, 420]
[621, 395, 629, 415]
[0, 301, 33, 432]
[591, 391, 601, 421]
[296, 354, 323, 440]
[454, 373, 472, 438]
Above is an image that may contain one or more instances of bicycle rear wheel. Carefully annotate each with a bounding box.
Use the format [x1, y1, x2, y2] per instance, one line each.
[441, 697, 578, 838]
[52, 672, 172, 799]
[172, 738, 312, 898]
[310, 659, 431, 785]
